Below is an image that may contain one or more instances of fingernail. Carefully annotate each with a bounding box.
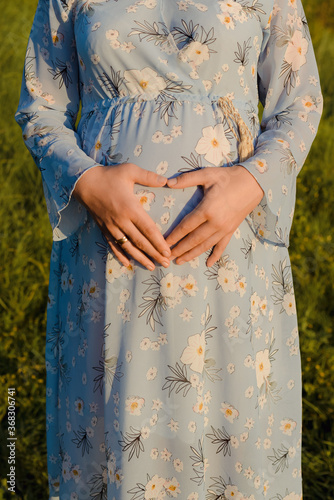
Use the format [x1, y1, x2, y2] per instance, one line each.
[162, 260, 170, 268]
[147, 264, 155, 271]
[158, 175, 166, 183]
[168, 177, 177, 186]
[162, 250, 171, 257]
[177, 259, 185, 265]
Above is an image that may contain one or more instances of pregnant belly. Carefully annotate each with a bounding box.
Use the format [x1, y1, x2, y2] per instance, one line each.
[79, 97, 238, 234]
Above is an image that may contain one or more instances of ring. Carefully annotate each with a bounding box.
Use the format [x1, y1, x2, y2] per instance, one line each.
[115, 235, 128, 246]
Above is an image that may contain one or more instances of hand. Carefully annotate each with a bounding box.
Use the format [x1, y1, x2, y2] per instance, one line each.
[166, 165, 264, 267]
[73, 163, 171, 270]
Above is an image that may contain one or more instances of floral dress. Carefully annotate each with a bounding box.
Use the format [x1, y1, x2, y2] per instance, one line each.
[15, 0, 322, 499]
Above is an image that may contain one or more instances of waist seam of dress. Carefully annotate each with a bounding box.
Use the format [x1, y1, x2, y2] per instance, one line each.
[80, 94, 255, 115]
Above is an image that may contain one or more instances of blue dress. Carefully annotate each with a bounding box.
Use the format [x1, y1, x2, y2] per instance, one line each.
[16, 1, 322, 499]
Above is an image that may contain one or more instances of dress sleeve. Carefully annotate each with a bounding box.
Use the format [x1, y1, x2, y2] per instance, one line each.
[239, 0, 323, 247]
[15, 0, 99, 241]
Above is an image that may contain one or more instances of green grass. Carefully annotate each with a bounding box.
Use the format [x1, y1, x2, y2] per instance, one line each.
[0, 0, 333, 499]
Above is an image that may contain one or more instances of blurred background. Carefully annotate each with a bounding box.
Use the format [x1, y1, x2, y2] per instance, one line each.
[0, 0, 333, 498]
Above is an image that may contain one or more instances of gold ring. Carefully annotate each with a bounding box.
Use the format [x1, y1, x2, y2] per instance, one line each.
[115, 235, 128, 246]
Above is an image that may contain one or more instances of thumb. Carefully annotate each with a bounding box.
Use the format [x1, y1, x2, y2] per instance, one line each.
[167, 169, 207, 189]
[131, 164, 167, 187]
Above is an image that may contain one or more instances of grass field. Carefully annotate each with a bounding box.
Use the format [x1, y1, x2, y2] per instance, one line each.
[0, 0, 333, 499]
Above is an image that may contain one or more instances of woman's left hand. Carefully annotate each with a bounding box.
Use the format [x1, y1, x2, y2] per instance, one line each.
[166, 165, 264, 267]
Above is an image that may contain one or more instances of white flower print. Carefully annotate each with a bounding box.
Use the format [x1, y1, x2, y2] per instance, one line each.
[180, 274, 199, 296]
[245, 417, 255, 430]
[151, 399, 162, 411]
[282, 494, 301, 500]
[180, 331, 205, 373]
[168, 419, 179, 432]
[146, 366, 158, 380]
[285, 30, 308, 71]
[144, 475, 165, 498]
[125, 396, 145, 416]
[163, 194, 175, 208]
[255, 349, 271, 388]
[220, 402, 239, 423]
[90, 54, 100, 65]
[160, 212, 170, 225]
[280, 418, 297, 435]
[172, 458, 183, 473]
[283, 292, 297, 315]
[179, 308, 193, 322]
[177, 1, 188, 11]
[163, 134, 173, 144]
[62, 460, 72, 482]
[252, 158, 268, 173]
[236, 277, 247, 297]
[244, 466, 254, 479]
[74, 398, 84, 416]
[152, 131, 164, 144]
[193, 103, 205, 115]
[71, 464, 82, 484]
[217, 268, 237, 292]
[106, 29, 119, 40]
[164, 477, 181, 497]
[135, 190, 155, 211]
[171, 125, 183, 137]
[150, 414, 158, 427]
[195, 124, 230, 166]
[224, 485, 243, 499]
[217, 12, 235, 30]
[245, 386, 254, 398]
[193, 395, 205, 414]
[231, 435, 239, 449]
[227, 363, 235, 374]
[140, 337, 151, 350]
[134, 144, 142, 157]
[160, 447, 172, 461]
[254, 475, 261, 489]
[121, 41, 136, 53]
[106, 255, 123, 283]
[124, 67, 166, 97]
[156, 160, 168, 174]
[181, 40, 210, 67]
[240, 431, 249, 442]
[160, 273, 182, 300]
[188, 421, 196, 433]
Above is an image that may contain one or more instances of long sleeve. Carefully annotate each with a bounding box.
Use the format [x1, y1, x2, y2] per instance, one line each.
[15, 0, 99, 241]
[239, 0, 323, 247]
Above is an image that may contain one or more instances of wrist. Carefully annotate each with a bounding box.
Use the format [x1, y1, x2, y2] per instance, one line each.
[73, 165, 104, 203]
[231, 164, 264, 201]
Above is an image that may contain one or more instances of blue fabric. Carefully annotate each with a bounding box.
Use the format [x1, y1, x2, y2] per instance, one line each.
[16, 1, 322, 499]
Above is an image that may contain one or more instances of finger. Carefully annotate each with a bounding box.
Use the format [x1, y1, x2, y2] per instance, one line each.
[165, 207, 207, 247]
[105, 233, 131, 268]
[166, 169, 208, 189]
[174, 229, 223, 264]
[206, 233, 233, 267]
[130, 205, 171, 258]
[110, 225, 159, 271]
[121, 221, 171, 269]
[130, 164, 167, 187]
[169, 220, 213, 260]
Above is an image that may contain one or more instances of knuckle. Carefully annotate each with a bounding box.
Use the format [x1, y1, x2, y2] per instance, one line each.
[142, 223, 156, 238]
[127, 163, 137, 177]
[204, 206, 215, 219]
[133, 238, 146, 252]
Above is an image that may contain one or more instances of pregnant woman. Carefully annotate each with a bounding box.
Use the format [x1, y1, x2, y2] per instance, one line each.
[16, 0, 322, 499]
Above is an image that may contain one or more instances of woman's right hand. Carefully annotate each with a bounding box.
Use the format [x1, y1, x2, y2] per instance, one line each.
[73, 163, 171, 270]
